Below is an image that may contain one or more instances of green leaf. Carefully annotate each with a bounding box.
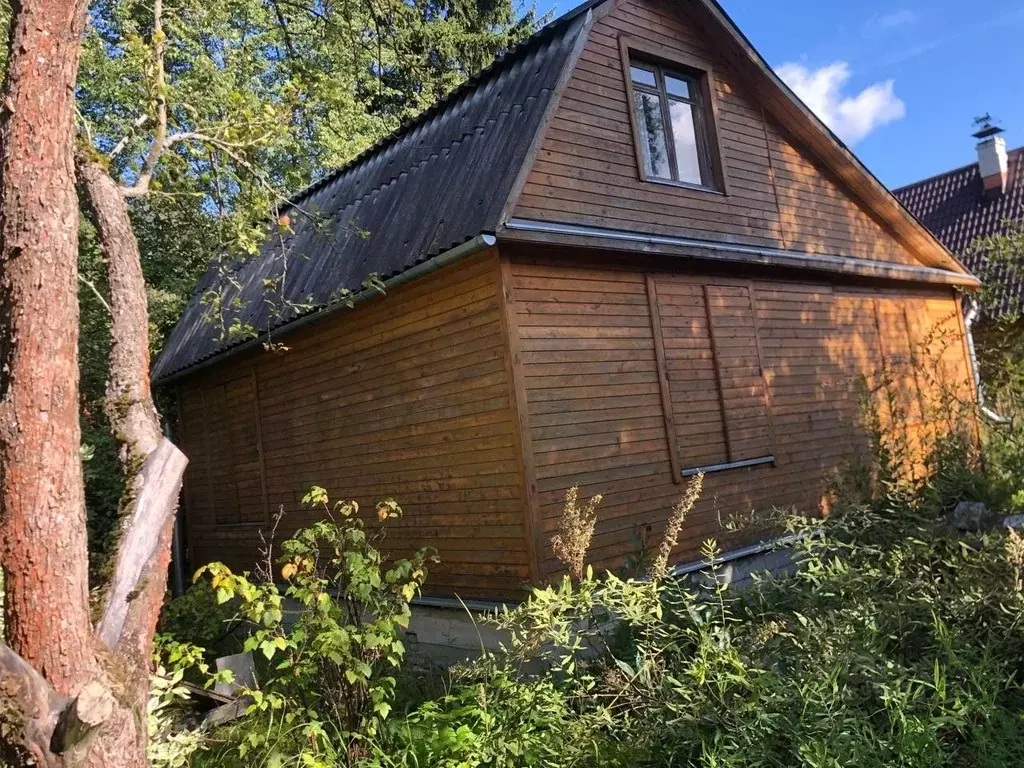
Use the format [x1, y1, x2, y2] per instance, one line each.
[260, 639, 278, 661]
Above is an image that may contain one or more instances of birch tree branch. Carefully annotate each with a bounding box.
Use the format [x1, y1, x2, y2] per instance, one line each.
[107, 113, 150, 160]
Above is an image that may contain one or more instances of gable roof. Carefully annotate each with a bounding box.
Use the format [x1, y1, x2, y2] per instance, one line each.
[154, 0, 975, 384]
[894, 146, 1024, 317]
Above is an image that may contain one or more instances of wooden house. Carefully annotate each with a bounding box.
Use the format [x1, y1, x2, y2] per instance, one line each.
[154, 0, 979, 601]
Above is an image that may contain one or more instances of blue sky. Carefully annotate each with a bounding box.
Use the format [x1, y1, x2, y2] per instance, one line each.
[536, 0, 1024, 188]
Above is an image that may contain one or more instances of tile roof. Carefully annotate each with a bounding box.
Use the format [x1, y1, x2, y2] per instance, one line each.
[894, 146, 1024, 317]
[151, 4, 594, 382]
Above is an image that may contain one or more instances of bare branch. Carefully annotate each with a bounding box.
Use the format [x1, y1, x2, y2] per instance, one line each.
[75, 102, 93, 147]
[107, 113, 150, 160]
[170, 131, 316, 220]
[166, 129, 275, 150]
[269, 0, 299, 60]
[121, 127, 274, 198]
[78, 273, 111, 314]
[97, 438, 187, 651]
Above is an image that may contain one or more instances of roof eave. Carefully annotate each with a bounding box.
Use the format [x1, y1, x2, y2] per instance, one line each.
[153, 233, 498, 386]
[499, 218, 981, 288]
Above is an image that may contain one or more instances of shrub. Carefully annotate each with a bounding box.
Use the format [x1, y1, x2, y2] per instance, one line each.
[192, 487, 437, 766]
[158, 580, 245, 658]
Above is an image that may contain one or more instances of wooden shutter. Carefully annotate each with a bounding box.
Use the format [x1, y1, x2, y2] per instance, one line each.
[649, 276, 774, 475]
[651, 277, 728, 471]
[703, 284, 774, 463]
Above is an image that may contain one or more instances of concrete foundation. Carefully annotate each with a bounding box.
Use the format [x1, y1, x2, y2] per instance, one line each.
[404, 540, 804, 665]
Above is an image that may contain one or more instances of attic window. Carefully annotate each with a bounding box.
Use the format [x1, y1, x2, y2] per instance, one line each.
[619, 37, 727, 193]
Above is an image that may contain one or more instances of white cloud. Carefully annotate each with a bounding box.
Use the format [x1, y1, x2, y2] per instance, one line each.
[775, 61, 906, 144]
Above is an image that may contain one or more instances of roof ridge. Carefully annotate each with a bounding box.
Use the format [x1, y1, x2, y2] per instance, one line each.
[893, 144, 1024, 195]
[282, 0, 600, 211]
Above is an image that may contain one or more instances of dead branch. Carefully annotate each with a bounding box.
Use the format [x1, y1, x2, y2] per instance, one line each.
[269, 0, 299, 60]
[96, 439, 187, 650]
[107, 113, 151, 160]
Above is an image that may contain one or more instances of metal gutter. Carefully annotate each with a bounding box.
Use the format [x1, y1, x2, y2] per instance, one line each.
[501, 218, 980, 287]
[155, 234, 497, 385]
[670, 529, 821, 577]
[964, 299, 1011, 424]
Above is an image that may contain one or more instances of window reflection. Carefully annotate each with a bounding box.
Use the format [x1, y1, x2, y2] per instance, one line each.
[633, 91, 671, 179]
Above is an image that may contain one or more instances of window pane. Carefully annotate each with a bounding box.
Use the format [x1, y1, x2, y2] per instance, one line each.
[630, 65, 657, 87]
[664, 74, 692, 99]
[669, 99, 704, 185]
[633, 91, 671, 179]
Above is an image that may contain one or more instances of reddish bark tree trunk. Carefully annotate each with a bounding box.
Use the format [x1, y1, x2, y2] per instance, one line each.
[0, 0, 94, 694]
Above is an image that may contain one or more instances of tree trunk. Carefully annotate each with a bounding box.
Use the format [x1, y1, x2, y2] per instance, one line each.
[0, 0, 94, 694]
[77, 157, 187, 660]
[0, 2, 189, 765]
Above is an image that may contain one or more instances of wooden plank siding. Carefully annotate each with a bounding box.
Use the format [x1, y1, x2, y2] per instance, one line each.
[512, 0, 922, 267]
[166, 0, 978, 603]
[175, 250, 534, 600]
[505, 253, 974, 578]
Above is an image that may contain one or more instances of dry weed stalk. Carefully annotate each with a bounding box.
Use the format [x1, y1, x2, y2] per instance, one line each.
[552, 485, 603, 580]
[651, 472, 704, 582]
[1007, 525, 1024, 592]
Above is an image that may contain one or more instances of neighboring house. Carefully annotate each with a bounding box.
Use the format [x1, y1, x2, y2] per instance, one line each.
[155, 0, 979, 601]
[894, 124, 1024, 318]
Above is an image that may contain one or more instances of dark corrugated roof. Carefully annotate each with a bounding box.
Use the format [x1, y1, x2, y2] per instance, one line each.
[152, 5, 593, 382]
[894, 147, 1024, 317]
